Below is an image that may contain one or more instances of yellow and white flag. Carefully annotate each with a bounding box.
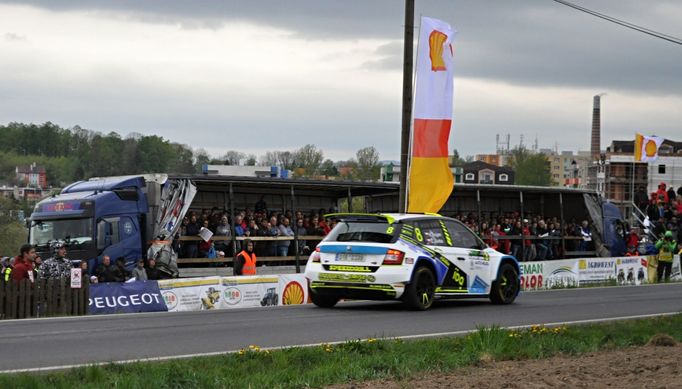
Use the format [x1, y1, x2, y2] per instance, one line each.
[634, 133, 664, 162]
[407, 17, 456, 213]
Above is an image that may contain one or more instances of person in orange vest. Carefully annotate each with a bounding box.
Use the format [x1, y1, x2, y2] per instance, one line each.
[234, 239, 256, 276]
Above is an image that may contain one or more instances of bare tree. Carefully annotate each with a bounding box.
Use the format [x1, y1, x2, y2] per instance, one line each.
[260, 151, 280, 166]
[244, 154, 257, 166]
[221, 150, 245, 165]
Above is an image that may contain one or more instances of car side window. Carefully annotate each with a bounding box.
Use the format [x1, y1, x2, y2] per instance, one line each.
[443, 220, 482, 249]
[414, 219, 448, 247]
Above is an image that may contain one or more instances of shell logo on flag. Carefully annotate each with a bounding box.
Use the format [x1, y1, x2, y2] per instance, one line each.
[429, 30, 448, 71]
[634, 133, 664, 162]
[407, 17, 456, 213]
[644, 139, 658, 158]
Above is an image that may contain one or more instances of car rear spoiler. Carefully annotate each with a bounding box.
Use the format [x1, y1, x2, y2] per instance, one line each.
[323, 213, 395, 224]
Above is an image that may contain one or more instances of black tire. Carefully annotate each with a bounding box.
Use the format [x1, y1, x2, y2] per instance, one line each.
[310, 291, 339, 308]
[403, 267, 436, 310]
[490, 263, 520, 305]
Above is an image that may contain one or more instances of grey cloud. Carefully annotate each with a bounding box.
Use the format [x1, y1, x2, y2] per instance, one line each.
[3, 0, 681, 96]
[4, 32, 27, 41]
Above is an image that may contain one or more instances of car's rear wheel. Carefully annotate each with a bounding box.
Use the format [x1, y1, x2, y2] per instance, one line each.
[310, 290, 340, 308]
[490, 263, 519, 304]
[403, 267, 436, 310]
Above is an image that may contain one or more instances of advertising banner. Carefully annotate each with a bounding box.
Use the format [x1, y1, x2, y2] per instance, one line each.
[220, 276, 279, 309]
[157, 275, 310, 312]
[278, 274, 309, 305]
[542, 259, 580, 289]
[520, 259, 579, 290]
[672, 256, 682, 282]
[615, 256, 648, 286]
[520, 262, 544, 290]
[157, 277, 222, 312]
[578, 258, 616, 285]
[89, 281, 168, 315]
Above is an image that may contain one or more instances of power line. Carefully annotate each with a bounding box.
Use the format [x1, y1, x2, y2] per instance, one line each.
[552, 0, 682, 46]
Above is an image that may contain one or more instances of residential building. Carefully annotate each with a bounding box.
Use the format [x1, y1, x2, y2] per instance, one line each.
[608, 138, 682, 196]
[461, 161, 514, 185]
[15, 163, 47, 188]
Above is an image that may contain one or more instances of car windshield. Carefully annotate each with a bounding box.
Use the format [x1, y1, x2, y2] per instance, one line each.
[324, 221, 399, 243]
[30, 218, 93, 248]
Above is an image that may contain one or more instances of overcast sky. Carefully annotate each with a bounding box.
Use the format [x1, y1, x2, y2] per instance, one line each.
[1, 0, 680, 161]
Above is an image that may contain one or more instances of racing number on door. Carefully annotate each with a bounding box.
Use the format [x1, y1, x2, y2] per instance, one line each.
[452, 269, 465, 287]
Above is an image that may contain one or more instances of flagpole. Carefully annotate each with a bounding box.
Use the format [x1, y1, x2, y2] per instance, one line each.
[398, 0, 414, 213]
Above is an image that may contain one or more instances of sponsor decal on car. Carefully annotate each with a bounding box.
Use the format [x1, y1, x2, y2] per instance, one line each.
[319, 273, 375, 283]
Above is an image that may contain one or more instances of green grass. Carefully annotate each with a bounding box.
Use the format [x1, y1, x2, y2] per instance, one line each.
[2, 314, 681, 388]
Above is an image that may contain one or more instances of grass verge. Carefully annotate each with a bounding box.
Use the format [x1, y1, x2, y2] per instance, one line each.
[2, 314, 681, 388]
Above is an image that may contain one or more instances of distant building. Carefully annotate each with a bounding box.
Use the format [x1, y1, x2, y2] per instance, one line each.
[0, 185, 50, 202]
[15, 163, 47, 188]
[380, 163, 464, 183]
[544, 150, 591, 187]
[607, 138, 682, 199]
[461, 161, 514, 185]
[202, 165, 290, 178]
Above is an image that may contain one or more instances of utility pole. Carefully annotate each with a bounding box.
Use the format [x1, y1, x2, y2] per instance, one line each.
[398, 0, 414, 213]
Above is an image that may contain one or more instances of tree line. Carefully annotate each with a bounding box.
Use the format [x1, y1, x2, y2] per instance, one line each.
[0, 122, 383, 187]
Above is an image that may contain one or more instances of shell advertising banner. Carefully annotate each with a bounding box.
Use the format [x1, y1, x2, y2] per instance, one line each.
[158, 275, 309, 312]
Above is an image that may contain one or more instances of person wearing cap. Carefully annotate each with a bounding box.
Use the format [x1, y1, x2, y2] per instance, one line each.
[40, 241, 73, 280]
[131, 258, 148, 281]
[234, 239, 256, 276]
[655, 230, 678, 282]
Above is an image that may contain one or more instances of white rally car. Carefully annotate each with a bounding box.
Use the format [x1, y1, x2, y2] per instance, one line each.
[304, 213, 520, 310]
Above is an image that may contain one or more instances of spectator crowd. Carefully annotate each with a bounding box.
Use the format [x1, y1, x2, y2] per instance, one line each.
[2, 183, 680, 282]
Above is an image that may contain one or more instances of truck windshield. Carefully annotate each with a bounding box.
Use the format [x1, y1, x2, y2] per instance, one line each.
[30, 218, 94, 248]
[324, 221, 399, 243]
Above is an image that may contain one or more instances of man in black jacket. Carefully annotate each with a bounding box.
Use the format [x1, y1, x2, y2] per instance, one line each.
[95, 255, 117, 283]
[112, 257, 131, 282]
[146, 259, 163, 280]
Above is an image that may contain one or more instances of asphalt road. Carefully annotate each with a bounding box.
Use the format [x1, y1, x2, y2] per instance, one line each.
[1, 283, 681, 372]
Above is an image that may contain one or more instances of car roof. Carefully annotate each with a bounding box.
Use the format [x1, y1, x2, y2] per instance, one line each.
[325, 212, 451, 223]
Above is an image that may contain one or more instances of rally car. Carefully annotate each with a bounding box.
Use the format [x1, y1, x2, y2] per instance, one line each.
[304, 213, 520, 310]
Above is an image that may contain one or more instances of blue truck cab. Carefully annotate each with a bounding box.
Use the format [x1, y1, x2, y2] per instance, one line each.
[29, 175, 170, 273]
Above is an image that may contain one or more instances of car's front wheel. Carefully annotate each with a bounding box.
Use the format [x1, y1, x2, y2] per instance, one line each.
[310, 290, 340, 308]
[403, 267, 436, 310]
[490, 263, 520, 304]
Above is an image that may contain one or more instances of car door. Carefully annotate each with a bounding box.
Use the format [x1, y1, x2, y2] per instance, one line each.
[440, 220, 491, 295]
[412, 218, 471, 294]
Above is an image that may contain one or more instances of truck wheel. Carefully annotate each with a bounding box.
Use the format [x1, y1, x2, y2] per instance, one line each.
[403, 267, 436, 310]
[310, 291, 339, 308]
[490, 263, 520, 305]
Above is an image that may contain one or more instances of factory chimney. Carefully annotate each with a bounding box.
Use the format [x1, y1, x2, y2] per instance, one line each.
[590, 95, 601, 160]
